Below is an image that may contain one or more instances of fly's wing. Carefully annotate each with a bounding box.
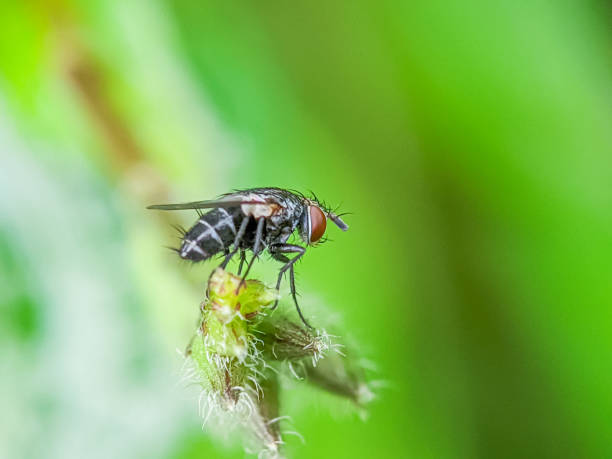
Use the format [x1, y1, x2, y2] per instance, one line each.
[147, 191, 275, 211]
[147, 199, 241, 210]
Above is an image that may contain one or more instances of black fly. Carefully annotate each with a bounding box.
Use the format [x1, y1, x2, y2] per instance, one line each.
[147, 187, 349, 327]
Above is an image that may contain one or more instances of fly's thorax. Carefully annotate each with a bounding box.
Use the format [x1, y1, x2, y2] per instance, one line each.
[239, 190, 303, 219]
[259, 202, 304, 245]
[241, 200, 280, 219]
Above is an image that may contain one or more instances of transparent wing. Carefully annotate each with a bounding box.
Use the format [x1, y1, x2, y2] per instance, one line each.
[147, 196, 257, 211]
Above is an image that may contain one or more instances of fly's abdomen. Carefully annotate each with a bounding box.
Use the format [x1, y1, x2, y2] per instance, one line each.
[179, 208, 239, 261]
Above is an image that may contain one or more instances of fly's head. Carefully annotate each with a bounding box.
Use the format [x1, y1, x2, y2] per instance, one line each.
[298, 195, 349, 246]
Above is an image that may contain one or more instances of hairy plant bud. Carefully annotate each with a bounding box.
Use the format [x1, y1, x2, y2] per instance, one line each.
[183, 268, 372, 457]
[259, 317, 332, 365]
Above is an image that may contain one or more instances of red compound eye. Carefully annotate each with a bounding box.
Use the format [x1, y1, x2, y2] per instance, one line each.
[308, 205, 327, 244]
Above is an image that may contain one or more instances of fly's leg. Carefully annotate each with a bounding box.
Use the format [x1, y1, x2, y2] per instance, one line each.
[236, 249, 247, 276]
[268, 243, 311, 328]
[288, 263, 312, 328]
[269, 244, 305, 308]
[219, 216, 250, 270]
[236, 217, 265, 292]
[272, 253, 290, 299]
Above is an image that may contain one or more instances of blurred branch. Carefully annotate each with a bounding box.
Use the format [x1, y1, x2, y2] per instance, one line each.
[41, 11, 183, 238]
[38, 2, 169, 204]
[66, 52, 143, 169]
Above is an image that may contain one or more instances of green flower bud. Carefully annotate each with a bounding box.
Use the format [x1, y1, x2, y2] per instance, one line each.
[304, 350, 374, 407]
[258, 317, 332, 365]
[207, 267, 277, 322]
[188, 269, 278, 404]
[183, 268, 372, 456]
[188, 330, 248, 404]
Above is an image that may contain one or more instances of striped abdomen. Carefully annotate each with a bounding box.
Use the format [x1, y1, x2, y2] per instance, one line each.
[179, 208, 240, 261]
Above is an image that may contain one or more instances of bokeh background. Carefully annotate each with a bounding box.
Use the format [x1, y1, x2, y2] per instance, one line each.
[2, 1, 612, 458]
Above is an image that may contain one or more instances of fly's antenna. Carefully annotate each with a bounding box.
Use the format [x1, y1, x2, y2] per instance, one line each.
[313, 197, 349, 231]
[327, 211, 349, 231]
[326, 200, 350, 231]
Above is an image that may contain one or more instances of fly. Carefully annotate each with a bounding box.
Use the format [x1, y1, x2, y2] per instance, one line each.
[147, 187, 349, 327]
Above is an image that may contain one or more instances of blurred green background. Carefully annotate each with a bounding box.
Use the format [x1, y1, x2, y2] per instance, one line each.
[1, 1, 611, 458]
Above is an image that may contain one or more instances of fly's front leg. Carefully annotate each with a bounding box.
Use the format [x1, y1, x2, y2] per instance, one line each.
[269, 244, 305, 302]
[268, 243, 311, 328]
[219, 216, 250, 270]
[237, 217, 265, 291]
[288, 264, 312, 328]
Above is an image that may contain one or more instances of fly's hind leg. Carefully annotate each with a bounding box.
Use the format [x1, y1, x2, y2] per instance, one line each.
[219, 216, 250, 270]
[268, 243, 311, 328]
[236, 217, 265, 292]
[236, 249, 247, 276]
